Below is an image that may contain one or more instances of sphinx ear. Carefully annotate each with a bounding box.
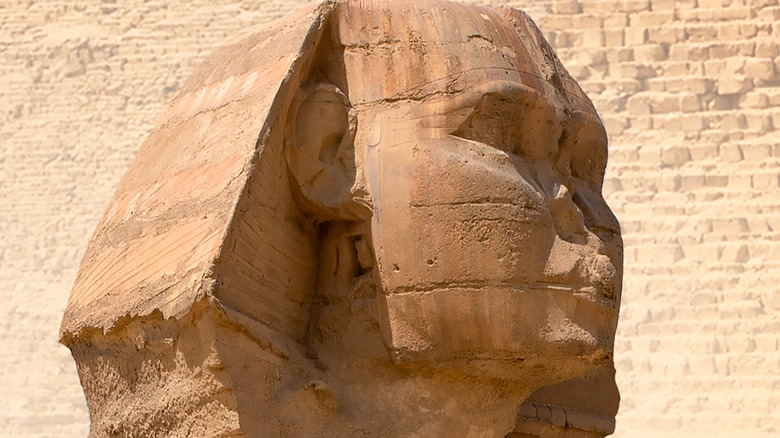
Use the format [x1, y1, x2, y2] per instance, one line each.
[286, 83, 358, 220]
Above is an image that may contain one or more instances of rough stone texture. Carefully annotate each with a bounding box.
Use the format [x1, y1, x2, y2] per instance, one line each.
[59, 1, 621, 436]
[1, 0, 779, 436]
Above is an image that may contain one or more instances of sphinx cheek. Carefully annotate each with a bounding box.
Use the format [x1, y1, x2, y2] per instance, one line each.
[369, 138, 557, 291]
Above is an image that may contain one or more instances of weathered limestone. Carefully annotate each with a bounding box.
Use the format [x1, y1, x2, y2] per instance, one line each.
[60, 1, 622, 436]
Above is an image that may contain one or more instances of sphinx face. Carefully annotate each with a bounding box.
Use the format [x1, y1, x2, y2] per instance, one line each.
[365, 89, 621, 380]
[337, 3, 623, 381]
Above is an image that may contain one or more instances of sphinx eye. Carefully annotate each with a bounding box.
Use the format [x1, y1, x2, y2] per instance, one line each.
[509, 102, 563, 160]
[451, 92, 562, 159]
[565, 113, 608, 188]
[450, 93, 518, 153]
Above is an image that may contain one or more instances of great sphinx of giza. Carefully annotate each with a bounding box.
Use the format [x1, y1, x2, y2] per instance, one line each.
[60, 1, 623, 436]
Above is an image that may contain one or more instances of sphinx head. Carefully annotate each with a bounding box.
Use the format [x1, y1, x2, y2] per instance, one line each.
[283, 0, 622, 382]
[61, 1, 622, 435]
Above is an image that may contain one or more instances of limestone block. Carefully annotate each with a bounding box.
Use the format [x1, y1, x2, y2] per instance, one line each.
[752, 335, 779, 353]
[755, 39, 780, 57]
[604, 29, 625, 46]
[718, 23, 742, 40]
[741, 23, 760, 38]
[676, 0, 701, 9]
[630, 115, 653, 129]
[662, 147, 691, 168]
[658, 175, 681, 192]
[646, 77, 667, 92]
[746, 113, 773, 132]
[612, 77, 643, 93]
[541, 15, 574, 30]
[648, 27, 679, 44]
[684, 115, 707, 132]
[721, 245, 751, 263]
[681, 92, 702, 112]
[665, 114, 706, 133]
[742, 144, 772, 160]
[744, 58, 777, 80]
[701, 130, 730, 144]
[687, 77, 716, 94]
[651, 115, 668, 129]
[603, 115, 630, 134]
[670, 44, 709, 62]
[709, 43, 742, 59]
[690, 60, 707, 75]
[687, 144, 719, 160]
[664, 355, 692, 377]
[604, 13, 629, 27]
[705, 59, 727, 76]
[739, 91, 770, 108]
[680, 174, 705, 190]
[594, 90, 627, 113]
[625, 27, 648, 45]
[627, 94, 652, 116]
[636, 244, 684, 264]
[735, 302, 765, 319]
[714, 6, 753, 20]
[650, 0, 676, 10]
[757, 5, 780, 19]
[741, 41, 758, 57]
[775, 55, 780, 76]
[713, 218, 750, 235]
[765, 289, 780, 310]
[621, 63, 657, 78]
[581, 0, 621, 14]
[747, 216, 771, 232]
[558, 30, 582, 47]
[690, 24, 722, 42]
[633, 44, 667, 63]
[583, 28, 606, 47]
[753, 173, 780, 188]
[749, 0, 779, 8]
[766, 214, 780, 232]
[767, 90, 780, 106]
[729, 174, 754, 189]
[726, 57, 749, 75]
[717, 76, 753, 94]
[630, 11, 675, 27]
[689, 357, 718, 375]
[710, 94, 741, 110]
[719, 144, 745, 161]
[705, 174, 730, 187]
[619, 0, 651, 13]
[553, 0, 582, 14]
[663, 62, 692, 78]
[603, 178, 625, 194]
[573, 14, 605, 28]
[677, 6, 699, 20]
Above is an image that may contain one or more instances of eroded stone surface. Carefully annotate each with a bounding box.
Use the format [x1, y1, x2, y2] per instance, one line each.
[60, 1, 622, 436]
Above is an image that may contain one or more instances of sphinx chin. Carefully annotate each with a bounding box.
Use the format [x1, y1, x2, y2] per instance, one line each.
[377, 284, 615, 383]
